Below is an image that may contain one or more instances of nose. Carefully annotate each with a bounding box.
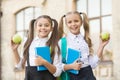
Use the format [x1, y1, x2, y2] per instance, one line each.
[71, 22, 75, 26]
[41, 25, 46, 29]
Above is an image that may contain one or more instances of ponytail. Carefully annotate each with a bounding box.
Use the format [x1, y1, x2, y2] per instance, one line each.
[81, 12, 93, 54]
[46, 18, 60, 60]
[58, 15, 65, 39]
[22, 19, 36, 66]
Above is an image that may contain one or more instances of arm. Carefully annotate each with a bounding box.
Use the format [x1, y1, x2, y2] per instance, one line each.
[35, 47, 62, 77]
[97, 37, 110, 58]
[35, 56, 56, 73]
[89, 37, 110, 68]
[52, 51, 62, 77]
[11, 40, 21, 63]
[11, 40, 24, 70]
[43, 59, 57, 74]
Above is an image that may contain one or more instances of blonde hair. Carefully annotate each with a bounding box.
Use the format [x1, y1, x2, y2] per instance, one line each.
[58, 11, 93, 54]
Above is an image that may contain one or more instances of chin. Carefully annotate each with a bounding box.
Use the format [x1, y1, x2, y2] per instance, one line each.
[39, 34, 48, 38]
[72, 31, 79, 35]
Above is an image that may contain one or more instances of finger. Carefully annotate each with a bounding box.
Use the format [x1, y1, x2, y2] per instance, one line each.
[77, 62, 82, 65]
[10, 39, 15, 47]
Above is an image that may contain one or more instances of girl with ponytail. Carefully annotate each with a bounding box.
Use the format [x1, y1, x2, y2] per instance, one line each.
[58, 11, 110, 80]
[11, 15, 62, 80]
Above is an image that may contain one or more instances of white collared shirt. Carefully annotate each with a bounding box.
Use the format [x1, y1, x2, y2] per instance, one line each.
[59, 32, 99, 71]
[15, 36, 62, 77]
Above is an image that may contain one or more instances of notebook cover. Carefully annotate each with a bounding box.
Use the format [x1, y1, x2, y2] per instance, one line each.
[66, 48, 81, 74]
[35, 46, 51, 71]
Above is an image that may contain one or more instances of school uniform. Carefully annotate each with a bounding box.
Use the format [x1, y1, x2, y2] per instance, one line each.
[15, 36, 62, 80]
[59, 32, 99, 80]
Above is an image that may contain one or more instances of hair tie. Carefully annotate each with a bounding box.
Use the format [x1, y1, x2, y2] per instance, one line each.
[80, 12, 82, 14]
[51, 18, 54, 21]
[63, 15, 66, 17]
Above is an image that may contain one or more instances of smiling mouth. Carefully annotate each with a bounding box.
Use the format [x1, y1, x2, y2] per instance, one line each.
[71, 27, 78, 30]
[40, 30, 47, 32]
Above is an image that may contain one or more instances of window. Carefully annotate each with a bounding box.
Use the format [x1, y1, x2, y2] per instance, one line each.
[76, 0, 112, 59]
[16, 7, 41, 40]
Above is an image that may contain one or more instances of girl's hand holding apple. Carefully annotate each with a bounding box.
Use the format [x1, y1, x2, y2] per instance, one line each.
[100, 32, 110, 47]
[100, 32, 110, 41]
[12, 34, 22, 44]
[11, 34, 22, 51]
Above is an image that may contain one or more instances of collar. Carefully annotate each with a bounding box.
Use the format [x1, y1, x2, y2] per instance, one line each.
[34, 36, 48, 41]
[67, 32, 83, 39]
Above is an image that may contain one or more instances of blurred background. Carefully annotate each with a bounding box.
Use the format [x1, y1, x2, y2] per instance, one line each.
[0, 0, 120, 80]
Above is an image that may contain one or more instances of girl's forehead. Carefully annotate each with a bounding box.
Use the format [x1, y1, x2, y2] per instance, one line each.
[38, 17, 49, 21]
[66, 14, 80, 19]
[37, 18, 51, 23]
[67, 13, 79, 17]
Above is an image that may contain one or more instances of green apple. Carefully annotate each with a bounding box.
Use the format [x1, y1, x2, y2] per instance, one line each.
[101, 32, 110, 41]
[12, 34, 22, 44]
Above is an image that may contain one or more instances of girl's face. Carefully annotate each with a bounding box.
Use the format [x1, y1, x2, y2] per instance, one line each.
[65, 14, 82, 35]
[36, 18, 52, 38]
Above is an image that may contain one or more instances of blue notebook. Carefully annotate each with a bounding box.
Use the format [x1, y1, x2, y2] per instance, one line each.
[66, 48, 81, 74]
[35, 46, 52, 71]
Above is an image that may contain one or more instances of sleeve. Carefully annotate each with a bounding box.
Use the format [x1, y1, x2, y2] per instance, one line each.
[52, 47, 62, 77]
[58, 40, 65, 71]
[14, 57, 23, 71]
[62, 63, 65, 71]
[88, 54, 100, 69]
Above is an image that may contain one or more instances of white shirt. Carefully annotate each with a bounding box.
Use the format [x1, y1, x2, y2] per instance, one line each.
[58, 32, 99, 71]
[15, 36, 62, 77]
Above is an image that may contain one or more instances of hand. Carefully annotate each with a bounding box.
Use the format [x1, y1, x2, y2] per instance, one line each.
[100, 36, 110, 47]
[71, 61, 82, 70]
[35, 56, 46, 66]
[11, 39, 20, 51]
